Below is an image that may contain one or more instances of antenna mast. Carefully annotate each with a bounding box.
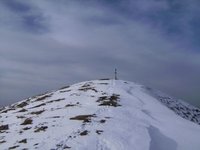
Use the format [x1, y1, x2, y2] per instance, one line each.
[115, 68, 118, 80]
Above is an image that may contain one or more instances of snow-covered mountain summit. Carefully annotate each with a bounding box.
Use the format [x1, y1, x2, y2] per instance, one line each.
[0, 79, 200, 150]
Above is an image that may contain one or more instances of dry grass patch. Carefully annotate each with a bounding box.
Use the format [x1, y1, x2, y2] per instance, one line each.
[30, 110, 44, 115]
[99, 119, 106, 123]
[18, 109, 27, 113]
[16, 116, 26, 119]
[70, 114, 96, 123]
[16, 102, 28, 108]
[34, 126, 48, 132]
[8, 145, 19, 150]
[78, 83, 98, 92]
[0, 124, 9, 131]
[18, 139, 27, 143]
[46, 98, 65, 104]
[60, 90, 71, 93]
[35, 94, 52, 102]
[1, 108, 16, 113]
[59, 85, 70, 90]
[99, 78, 110, 80]
[97, 94, 121, 107]
[31, 103, 46, 109]
[21, 118, 33, 125]
[0, 140, 6, 144]
[96, 130, 103, 135]
[65, 104, 76, 107]
[79, 130, 89, 136]
[65, 102, 80, 108]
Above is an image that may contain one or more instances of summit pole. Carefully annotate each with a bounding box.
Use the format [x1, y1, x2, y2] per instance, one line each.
[115, 68, 118, 80]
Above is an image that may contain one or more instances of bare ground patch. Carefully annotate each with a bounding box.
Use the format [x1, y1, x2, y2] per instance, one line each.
[31, 103, 46, 109]
[21, 118, 33, 125]
[34, 126, 48, 132]
[97, 94, 121, 107]
[30, 110, 45, 115]
[65, 102, 80, 108]
[0, 124, 9, 131]
[59, 85, 70, 90]
[70, 114, 96, 123]
[8, 145, 19, 150]
[34, 94, 53, 102]
[18, 139, 27, 143]
[16, 102, 28, 108]
[17, 109, 28, 113]
[60, 90, 71, 93]
[78, 83, 98, 92]
[96, 130, 103, 135]
[0, 140, 6, 144]
[79, 130, 89, 136]
[46, 98, 65, 104]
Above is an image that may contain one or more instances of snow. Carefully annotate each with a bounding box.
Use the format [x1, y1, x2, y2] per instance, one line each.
[0, 79, 200, 150]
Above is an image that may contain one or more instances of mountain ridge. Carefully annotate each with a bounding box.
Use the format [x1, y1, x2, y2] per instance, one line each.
[0, 79, 200, 150]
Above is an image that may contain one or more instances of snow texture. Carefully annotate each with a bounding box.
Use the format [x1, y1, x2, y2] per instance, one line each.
[0, 79, 200, 150]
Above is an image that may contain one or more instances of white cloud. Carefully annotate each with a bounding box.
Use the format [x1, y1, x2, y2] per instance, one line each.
[0, 0, 200, 107]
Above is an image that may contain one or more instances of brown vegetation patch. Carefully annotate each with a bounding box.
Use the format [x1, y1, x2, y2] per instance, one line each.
[46, 98, 65, 104]
[60, 90, 71, 93]
[65, 104, 76, 107]
[18, 109, 27, 113]
[82, 83, 91, 87]
[0, 140, 6, 144]
[96, 130, 103, 135]
[18, 139, 27, 143]
[63, 145, 71, 149]
[0, 124, 9, 131]
[30, 110, 44, 115]
[70, 114, 96, 123]
[97, 94, 121, 107]
[96, 96, 107, 102]
[79, 130, 89, 136]
[49, 116, 61, 119]
[99, 119, 106, 123]
[16, 102, 28, 108]
[1, 108, 16, 113]
[31, 103, 46, 109]
[59, 85, 70, 90]
[79, 87, 98, 93]
[8, 145, 19, 149]
[31, 92, 49, 99]
[65, 102, 80, 108]
[78, 83, 98, 92]
[21, 118, 33, 125]
[35, 94, 52, 102]
[16, 116, 26, 119]
[99, 78, 110, 80]
[34, 126, 48, 132]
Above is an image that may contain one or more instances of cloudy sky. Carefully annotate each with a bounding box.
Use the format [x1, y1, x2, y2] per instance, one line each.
[0, 0, 200, 108]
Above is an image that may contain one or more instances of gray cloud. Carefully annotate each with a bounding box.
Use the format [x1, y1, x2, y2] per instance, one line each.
[0, 0, 48, 33]
[0, 0, 200, 108]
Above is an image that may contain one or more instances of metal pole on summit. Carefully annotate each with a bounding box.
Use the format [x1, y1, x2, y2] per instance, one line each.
[115, 68, 118, 80]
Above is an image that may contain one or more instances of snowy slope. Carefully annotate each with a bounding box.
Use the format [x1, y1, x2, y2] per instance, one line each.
[0, 79, 200, 150]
